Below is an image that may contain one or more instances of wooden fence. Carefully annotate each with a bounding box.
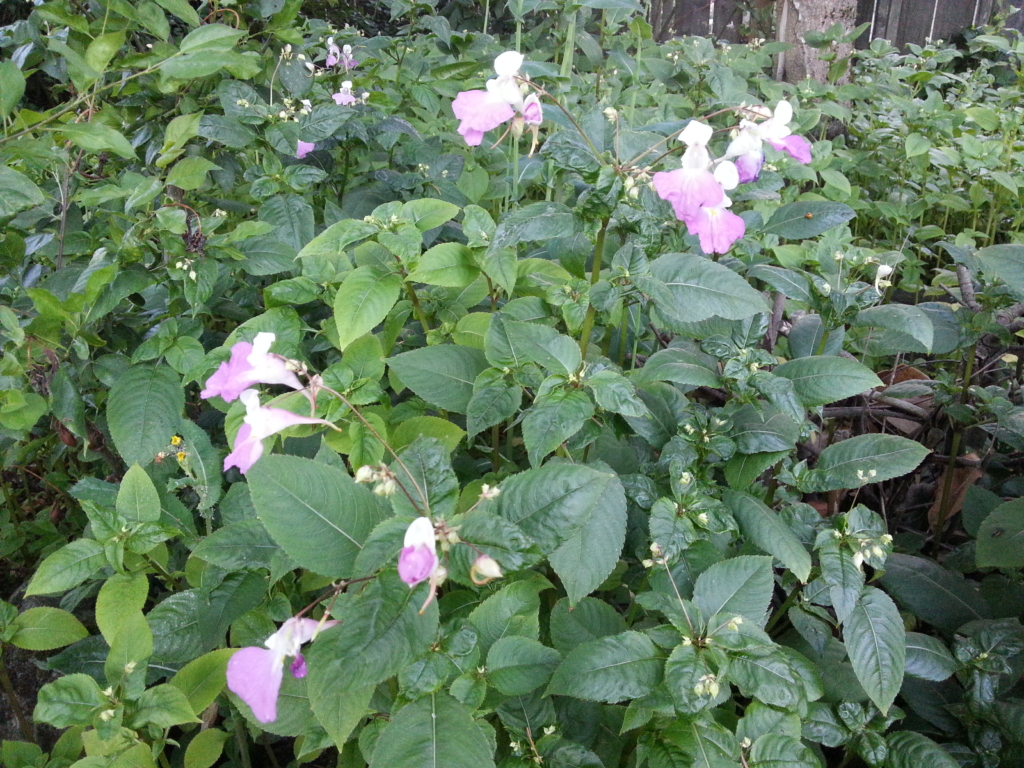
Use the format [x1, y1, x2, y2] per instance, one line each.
[651, 0, 1013, 47]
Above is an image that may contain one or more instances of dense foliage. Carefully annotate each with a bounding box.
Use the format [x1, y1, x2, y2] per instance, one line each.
[1, 2, 1024, 767]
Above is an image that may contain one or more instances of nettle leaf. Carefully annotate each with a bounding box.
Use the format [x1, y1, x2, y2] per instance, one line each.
[191, 519, 282, 571]
[485, 313, 581, 375]
[34, 674, 104, 727]
[852, 304, 934, 352]
[388, 344, 488, 413]
[0, 166, 45, 217]
[549, 596, 628, 654]
[884, 732, 959, 768]
[844, 587, 904, 714]
[724, 492, 812, 582]
[976, 498, 1024, 568]
[522, 389, 595, 467]
[761, 201, 855, 239]
[107, 365, 184, 466]
[904, 632, 957, 681]
[877, 554, 990, 632]
[749, 733, 820, 768]
[650, 253, 767, 325]
[808, 434, 929, 492]
[407, 243, 479, 287]
[498, 464, 627, 605]
[489, 201, 580, 253]
[487, 636, 562, 695]
[8, 607, 88, 651]
[468, 574, 553, 654]
[334, 268, 402, 351]
[116, 464, 161, 524]
[25, 539, 106, 596]
[693, 555, 774, 626]
[95, 572, 148, 645]
[369, 692, 495, 768]
[546, 631, 662, 703]
[632, 347, 722, 389]
[772, 356, 881, 407]
[247, 455, 387, 579]
[389, 436, 459, 519]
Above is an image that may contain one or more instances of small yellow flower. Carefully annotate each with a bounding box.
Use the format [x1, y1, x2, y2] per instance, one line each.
[176, 451, 187, 462]
[170, 435, 183, 446]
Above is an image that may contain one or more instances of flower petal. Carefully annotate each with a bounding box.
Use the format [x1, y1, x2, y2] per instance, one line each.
[452, 90, 515, 146]
[687, 205, 746, 255]
[768, 135, 812, 164]
[493, 50, 524, 77]
[398, 544, 439, 587]
[224, 423, 264, 474]
[653, 168, 725, 222]
[227, 647, 284, 723]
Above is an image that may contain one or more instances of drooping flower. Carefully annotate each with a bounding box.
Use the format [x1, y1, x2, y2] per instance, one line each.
[226, 616, 338, 723]
[224, 390, 332, 474]
[687, 199, 747, 255]
[201, 332, 304, 403]
[725, 101, 812, 182]
[470, 554, 503, 585]
[326, 38, 357, 69]
[652, 121, 739, 224]
[333, 81, 356, 106]
[398, 516, 439, 587]
[452, 51, 540, 147]
[296, 140, 315, 159]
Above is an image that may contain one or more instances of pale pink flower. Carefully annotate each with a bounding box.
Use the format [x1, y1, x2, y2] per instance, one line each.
[452, 51, 538, 146]
[296, 140, 315, 159]
[325, 38, 340, 67]
[224, 390, 332, 474]
[226, 616, 338, 723]
[201, 332, 303, 403]
[688, 200, 746, 255]
[653, 121, 739, 223]
[725, 101, 811, 180]
[398, 516, 439, 587]
[332, 81, 357, 106]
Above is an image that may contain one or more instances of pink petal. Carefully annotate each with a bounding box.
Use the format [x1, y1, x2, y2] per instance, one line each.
[326, 54, 338, 67]
[734, 152, 764, 184]
[687, 206, 746, 255]
[227, 647, 284, 723]
[252, 407, 330, 438]
[290, 653, 307, 678]
[296, 140, 316, 159]
[522, 99, 542, 126]
[201, 342, 255, 402]
[452, 90, 515, 147]
[398, 544, 438, 587]
[767, 135, 812, 164]
[653, 168, 726, 223]
[344, 58, 358, 69]
[333, 92, 357, 106]
[224, 423, 265, 474]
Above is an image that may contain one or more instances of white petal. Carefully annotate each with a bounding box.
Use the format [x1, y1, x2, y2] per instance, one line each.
[251, 332, 276, 357]
[772, 100, 793, 126]
[487, 75, 524, 108]
[239, 389, 262, 414]
[403, 516, 436, 548]
[725, 128, 761, 159]
[680, 120, 714, 148]
[493, 51, 524, 77]
[714, 160, 739, 191]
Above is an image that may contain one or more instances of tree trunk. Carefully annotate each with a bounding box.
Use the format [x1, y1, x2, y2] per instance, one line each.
[775, 0, 858, 83]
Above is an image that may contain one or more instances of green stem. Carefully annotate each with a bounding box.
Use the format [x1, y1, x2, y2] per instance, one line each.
[577, 217, 610, 359]
[560, 5, 577, 78]
[233, 708, 253, 768]
[0, 647, 34, 743]
[814, 328, 831, 356]
[406, 284, 431, 332]
[483, 0, 490, 36]
[491, 424, 501, 474]
[144, 553, 180, 591]
[765, 582, 806, 634]
[933, 342, 977, 555]
[511, 137, 520, 202]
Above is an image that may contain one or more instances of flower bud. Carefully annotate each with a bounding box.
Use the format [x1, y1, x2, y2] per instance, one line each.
[354, 465, 376, 483]
[471, 554, 504, 584]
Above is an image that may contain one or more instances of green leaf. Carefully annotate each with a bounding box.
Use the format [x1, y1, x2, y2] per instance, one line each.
[772, 356, 882, 407]
[467, 377, 522, 438]
[731, 404, 800, 454]
[976, 498, 1024, 568]
[810, 434, 930, 491]
[130, 684, 200, 728]
[485, 314, 581, 375]
[166, 157, 220, 190]
[311, 683, 373, 749]
[878, 554, 989, 632]
[761, 202, 856, 239]
[26, 539, 105, 596]
[33, 674, 104, 727]
[546, 631, 661, 703]
[522, 389, 595, 467]
[489, 202, 579, 253]
[904, 632, 956, 681]
[334, 267, 402, 350]
[298, 219, 377, 261]
[650, 253, 767, 325]
[170, 649, 236, 714]
[191, 519, 281, 571]
[0, 60, 26, 118]
[844, 587, 904, 714]
[184, 729, 231, 768]
[260, 194, 314, 251]
[178, 419, 223, 513]
[179, 23, 245, 52]
[852, 305, 934, 352]
[388, 345, 488, 414]
[749, 733, 820, 768]
[85, 32, 125, 73]
[117, 464, 162, 524]
[407, 243, 479, 287]
[498, 465, 626, 605]
[402, 199, 460, 231]
[368, 692, 495, 768]
[724, 451, 788, 490]
[693, 555, 774, 625]
[975, 244, 1024, 301]
[247, 455, 387, 578]
[0, 166, 45, 218]
[57, 122, 136, 159]
[724, 492, 812, 582]
[633, 348, 722, 388]
[104, 612, 152, 691]
[391, 416, 465, 453]
[549, 597, 627, 654]
[306, 570, 437, 698]
[154, 0, 201, 25]
[467, 574, 552, 655]
[107, 365, 184, 466]
[96, 573, 149, 645]
[904, 133, 932, 158]
[488, 636, 562, 695]
[884, 731, 959, 768]
[9, 607, 88, 651]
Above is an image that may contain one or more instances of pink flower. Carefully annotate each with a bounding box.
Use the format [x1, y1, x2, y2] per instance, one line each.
[201, 332, 304, 403]
[733, 151, 765, 184]
[227, 616, 337, 723]
[653, 121, 738, 223]
[688, 201, 746, 255]
[325, 39, 340, 67]
[333, 81, 357, 106]
[725, 101, 812, 172]
[398, 516, 439, 587]
[341, 44, 357, 70]
[224, 390, 332, 474]
[453, 51, 537, 146]
[296, 140, 315, 159]
[521, 94, 542, 126]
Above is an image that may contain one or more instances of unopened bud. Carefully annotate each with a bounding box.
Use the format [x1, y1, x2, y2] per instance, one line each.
[471, 554, 504, 585]
[479, 484, 501, 500]
[100, 709, 116, 721]
[354, 465, 376, 483]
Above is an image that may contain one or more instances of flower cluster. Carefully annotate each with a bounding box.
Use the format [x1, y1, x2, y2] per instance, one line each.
[293, 43, 366, 159]
[653, 103, 811, 254]
[451, 51, 542, 150]
[325, 38, 357, 69]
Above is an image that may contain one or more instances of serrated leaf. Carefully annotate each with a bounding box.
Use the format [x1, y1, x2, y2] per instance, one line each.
[884, 731, 959, 768]
[904, 632, 956, 681]
[810, 434, 929, 491]
[9, 607, 88, 651]
[333, 267, 402, 350]
[368, 692, 495, 768]
[388, 344, 488, 414]
[522, 389, 594, 467]
[402, 199, 460, 231]
[853, 305, 934, 352]
[844, 587, 904, 714]
[650, 253, 767, 324]
[546, 631, 661, 703]
[773, 356, 882, 407]
[693, 555, 774, 626]
[633, 347, 722, 388]
[407, 242, 479, 287]
[724, 492, 811, 582]
[975, 244, 1024, 301]
[58, 122, 136, 159]
[488, 636, 562, 695]
[976, 498, 1024, 568]
[107, 365, 184, 466]
[0, 60, 26, 118]
[26, 539, 106, 596]
[877, 554, 989, 632]
[761, 202, 855, 239]
[0, 166, 45, 218]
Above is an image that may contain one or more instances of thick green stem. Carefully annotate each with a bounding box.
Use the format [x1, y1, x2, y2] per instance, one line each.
[406, 284, 431, 332]
[483, 0, 490, 36]
[233, 708, 253, 768]
[814, 327, 831, 356]
[560, 5, 577, 78]
[933, 343, 977, 555]
[765, 582, 806, 635]
[1, 647, 34, 742]
[578, 217, 610, 359]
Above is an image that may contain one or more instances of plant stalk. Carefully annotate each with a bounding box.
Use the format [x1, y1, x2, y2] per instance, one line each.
[933, 342, 977, 555]
[0, 647, 35, 743]
[577, 217, 610, 359]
